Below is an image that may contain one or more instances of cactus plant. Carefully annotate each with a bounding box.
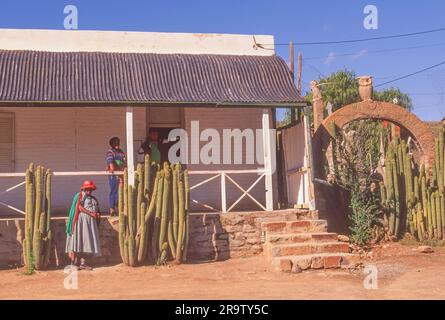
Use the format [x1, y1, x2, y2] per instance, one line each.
[118, 155, 190, 266]
[175, 179, 185, 263]
[23, 164, 52, 271]
[378, 124, 445, 241]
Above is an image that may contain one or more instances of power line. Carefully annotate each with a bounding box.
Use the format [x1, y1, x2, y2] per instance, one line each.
[410, 92, 445, 96]
[302, 59, 326, 78]
[375, 60, 445, 87]
[304, 42, 445, 60]
[259, 27, 445, 47]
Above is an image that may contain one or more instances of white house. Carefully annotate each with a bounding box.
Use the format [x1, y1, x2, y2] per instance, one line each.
[0, 29, 306, 217]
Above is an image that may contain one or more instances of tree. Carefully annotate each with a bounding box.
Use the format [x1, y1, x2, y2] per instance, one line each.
[373, 87, 413, 111]
[305, 69, 412, 114]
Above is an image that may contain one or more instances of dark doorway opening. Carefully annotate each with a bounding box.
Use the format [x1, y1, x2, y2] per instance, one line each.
[139, 127, 180, 164]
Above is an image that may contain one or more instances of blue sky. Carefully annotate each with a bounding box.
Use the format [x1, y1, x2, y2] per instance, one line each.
[0, 0, 444, 121]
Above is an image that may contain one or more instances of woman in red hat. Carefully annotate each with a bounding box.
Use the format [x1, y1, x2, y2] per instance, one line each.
[65, 180, 102, 270]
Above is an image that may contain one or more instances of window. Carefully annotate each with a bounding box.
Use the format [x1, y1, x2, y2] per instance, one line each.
[0, 113, 14, 172]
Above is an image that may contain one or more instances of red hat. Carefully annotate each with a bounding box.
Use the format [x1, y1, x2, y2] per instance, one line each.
[80, 180, 97, 191]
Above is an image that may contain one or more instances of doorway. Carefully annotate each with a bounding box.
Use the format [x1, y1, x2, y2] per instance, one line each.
[145, 106, 183, 164]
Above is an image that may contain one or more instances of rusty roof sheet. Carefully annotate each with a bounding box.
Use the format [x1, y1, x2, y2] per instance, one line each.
[0, 50, 304, 107]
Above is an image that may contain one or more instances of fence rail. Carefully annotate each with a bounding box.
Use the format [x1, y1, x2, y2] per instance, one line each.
[0, 169, 269, 215]
[188, 169, 267, 213]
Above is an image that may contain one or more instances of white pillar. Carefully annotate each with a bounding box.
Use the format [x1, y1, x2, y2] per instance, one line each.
[303, 111, 316, 210]
[262, 108, 274, 211]
[221, 173, 227, 213]
[126, 106, 135, 186]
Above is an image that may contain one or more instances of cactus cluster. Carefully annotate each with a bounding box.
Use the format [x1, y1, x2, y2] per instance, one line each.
[23, 163, 52, 271]
[119, 155, 190, 266]
[381, 127, 445, 241]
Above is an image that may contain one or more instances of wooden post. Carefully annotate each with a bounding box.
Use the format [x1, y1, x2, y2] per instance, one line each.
[311, 81, 324, 132]
[289, 42, 295, 80]
[126, 106, 135, 186]
[221, 173, 227, 213]
[262, 109, 274, 211]
[289, 42, 296, 124]
[297, 53, 302, 96]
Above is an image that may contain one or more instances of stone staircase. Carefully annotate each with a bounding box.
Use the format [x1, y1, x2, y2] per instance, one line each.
[262, 212, 356, 273]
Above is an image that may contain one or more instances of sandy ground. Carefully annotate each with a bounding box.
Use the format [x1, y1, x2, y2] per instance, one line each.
[1, 243, 445, 300]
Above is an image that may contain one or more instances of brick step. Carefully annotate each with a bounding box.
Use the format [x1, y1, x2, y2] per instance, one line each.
[253, 210, 318, 224]
[261, 220, 328, 234]
[271, 253, 357, 272]
[266, 232, 338, 244]
[265, 241, 350, 258]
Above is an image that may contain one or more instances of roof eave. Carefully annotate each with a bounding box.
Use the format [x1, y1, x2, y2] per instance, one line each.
[0, 100, 308, 108]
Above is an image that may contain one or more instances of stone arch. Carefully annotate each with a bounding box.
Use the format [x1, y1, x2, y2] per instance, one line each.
[313, 100, 436, 179]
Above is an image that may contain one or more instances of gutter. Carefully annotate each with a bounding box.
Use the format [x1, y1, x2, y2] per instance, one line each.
[0, 100, 308, 109]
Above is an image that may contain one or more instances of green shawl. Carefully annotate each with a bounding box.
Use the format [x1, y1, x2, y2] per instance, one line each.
[66, 192, 81, 236]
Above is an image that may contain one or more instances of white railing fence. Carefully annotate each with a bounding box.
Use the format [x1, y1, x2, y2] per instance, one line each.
[0, 169, 270, 216]
[188, 169, 267, 213]
[0, 171, 124, 215]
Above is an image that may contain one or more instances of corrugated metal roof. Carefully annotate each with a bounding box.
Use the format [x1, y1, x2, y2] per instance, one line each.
[0, 50, 304, 106]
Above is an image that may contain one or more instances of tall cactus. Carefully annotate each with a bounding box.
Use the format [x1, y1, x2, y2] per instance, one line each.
[172, 165, 179, 243]
[159, 163, 171, 251]
[23, 164, 52, 272]
[118, 156, 190, 266]
[176, 179, 185, 263]
[118, 181, 125, 261]
[183, 169, 190, 261]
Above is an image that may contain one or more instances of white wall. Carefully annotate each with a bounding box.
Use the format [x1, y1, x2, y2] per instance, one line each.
[0, 107, 146, 216]
[0, 29, 274, 56]
[184, 107, 277, 212]
[0, 106, 277, 216]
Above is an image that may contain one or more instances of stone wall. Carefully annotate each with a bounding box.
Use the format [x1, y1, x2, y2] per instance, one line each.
[0, 209, 313, 268]
[188, 209, 316, 261]
[0, 217, 121, 269]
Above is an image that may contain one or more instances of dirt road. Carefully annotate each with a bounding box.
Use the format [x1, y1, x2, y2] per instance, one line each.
[1, 243, 445, 300]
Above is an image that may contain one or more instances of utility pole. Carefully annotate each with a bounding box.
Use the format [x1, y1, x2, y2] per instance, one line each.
[297, 53, 302, 96]
[289, 42, 296, 124]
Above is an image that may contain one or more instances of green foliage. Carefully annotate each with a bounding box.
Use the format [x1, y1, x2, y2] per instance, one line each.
[373, 87, 413, 111]
[349, 189, 379, 247]
[329, 119, 387, 246]
[304, 69, 412, 118]
[305, 70, 359, 115]
[331, 119, 385, 192]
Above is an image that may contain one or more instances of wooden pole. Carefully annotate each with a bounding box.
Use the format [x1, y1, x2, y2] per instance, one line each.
[289, 42, 295, 80]
[289, 42, 296, 124]
[297, 53, 302, 96]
